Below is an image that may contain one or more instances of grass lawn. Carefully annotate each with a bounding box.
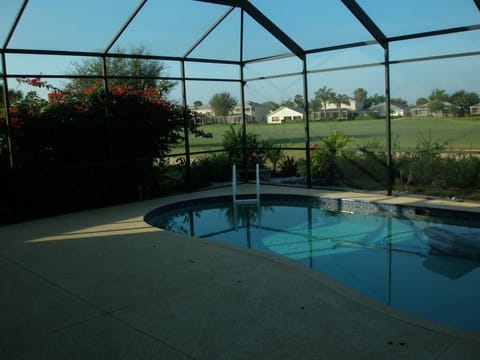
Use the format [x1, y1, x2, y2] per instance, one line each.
[176, 116, 480, 154]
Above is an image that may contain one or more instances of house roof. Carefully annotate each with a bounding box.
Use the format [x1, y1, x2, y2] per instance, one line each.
[268, 106, 305, 117]
[368, 102, 405, 112]
[410, 101, 453, 110]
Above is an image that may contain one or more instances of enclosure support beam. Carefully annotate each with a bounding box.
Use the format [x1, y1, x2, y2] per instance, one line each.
[340, 0, 387, 49]
[239, 9, 248, 181]
[474, 0, 480, 12]
[101, 56, 117, 198]
[184, 6, 236, 58]
[195, 0, 305, 59]
[1, 0, 29, 169]
[384, 45, 393, 196]
[302, 59, 312, 188]
[104, 0, 148, 54]
[181, 60, 192, 191]
[2, 0, 29, 50]
[1, 53, 15, 169]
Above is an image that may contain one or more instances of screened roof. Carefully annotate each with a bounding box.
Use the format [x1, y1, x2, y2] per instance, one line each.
[1, 0, 480, 105]
[2, 0, 479, 59]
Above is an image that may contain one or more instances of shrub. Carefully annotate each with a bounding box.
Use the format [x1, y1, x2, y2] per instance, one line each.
[222, 125, 267, 169]
[0, 78, 211, 220]
[279, 155, 299, 177]
[190, 152, 231, 187]
[262, 138, 284, 174]
[310, 130, 354, 185]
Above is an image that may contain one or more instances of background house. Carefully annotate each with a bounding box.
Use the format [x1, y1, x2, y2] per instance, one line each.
[410, 101, 454, 117]
[324, 98, 364, 112]
[194, 101, 268, 125]
[364, 102, 406, 117]
[311, 98, 364, 120]
[267, 106, 305, 124]
[470, 103, 480, 115]
[232, 101, 268, 123]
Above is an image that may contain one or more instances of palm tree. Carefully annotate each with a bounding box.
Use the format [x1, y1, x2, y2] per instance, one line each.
[314, 86, 335, 119]
[353, 88, 367, 103]
[333, 94, 351, 119]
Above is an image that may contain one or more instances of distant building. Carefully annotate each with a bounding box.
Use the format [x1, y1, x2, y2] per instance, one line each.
[410, 101, 454, 117]
[232, 101, 269, 123]
[311, 97, 364, 120]
[324, 98, 364, 112]
[364, 102, 406, 117]
[193, 101, 268, 124]
[267, 106, 305, 124]
[470, 103, 480, 115]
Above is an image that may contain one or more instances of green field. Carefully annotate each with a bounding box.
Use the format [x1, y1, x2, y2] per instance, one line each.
[179, 117, 480, 154]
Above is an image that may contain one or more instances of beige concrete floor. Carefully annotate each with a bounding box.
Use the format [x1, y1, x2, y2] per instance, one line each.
[1, 185, 479, 359]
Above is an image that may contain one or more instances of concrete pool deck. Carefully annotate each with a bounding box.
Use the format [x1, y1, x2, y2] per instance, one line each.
[1, 184, 479, 359]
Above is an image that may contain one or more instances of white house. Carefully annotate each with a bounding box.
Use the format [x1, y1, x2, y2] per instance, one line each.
[311, 97, 364, 120]
[232, 101, 268, 123]
[367, 102, 406, 117]
[267, 106, 305, 124]
[324, 98, 364, 112]
[410, 101, 454, 117]
[470, 103, 480, 115]
[193, 101, 268, 124]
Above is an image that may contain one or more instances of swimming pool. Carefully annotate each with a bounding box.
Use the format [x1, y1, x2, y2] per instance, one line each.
[145, 194, 480, 333]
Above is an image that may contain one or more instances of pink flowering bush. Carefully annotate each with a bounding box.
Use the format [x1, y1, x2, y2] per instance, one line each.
[7, 78, 207, 167]
[0, 78, 209, 212]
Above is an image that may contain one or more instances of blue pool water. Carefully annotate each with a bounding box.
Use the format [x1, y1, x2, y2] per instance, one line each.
[145, 196, 480, 333]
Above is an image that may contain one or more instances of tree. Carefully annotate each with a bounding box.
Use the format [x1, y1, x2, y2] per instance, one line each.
[365, 93, 385, 109]
[428, 89, 449, 115]
[280, 99, 295, 107]
[353, 88, 368, 103]
[293, 94, 305, 108]
[66, 45, 175, 97]
[428, 88, 448, 102]
[209, 92, 237, 116]
[314, 86, 335, 118]
[450, 90, 479, 114]
[262, 101, 279, 112]
[416, 97, 428, 106]
[391, 97, 408, 109]
[193, 100, 203, 110]
[333, 94, 350, 118]
[0, 85, 24, 107]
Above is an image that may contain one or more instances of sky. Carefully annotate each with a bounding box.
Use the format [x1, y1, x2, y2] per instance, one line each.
[1, 0, 480, 106]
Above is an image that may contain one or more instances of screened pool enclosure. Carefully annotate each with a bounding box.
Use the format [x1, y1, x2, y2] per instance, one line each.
[1, 0, 480, 221]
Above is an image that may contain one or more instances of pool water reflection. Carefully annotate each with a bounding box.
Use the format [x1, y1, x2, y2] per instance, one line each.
[145, 199, 480, 332]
